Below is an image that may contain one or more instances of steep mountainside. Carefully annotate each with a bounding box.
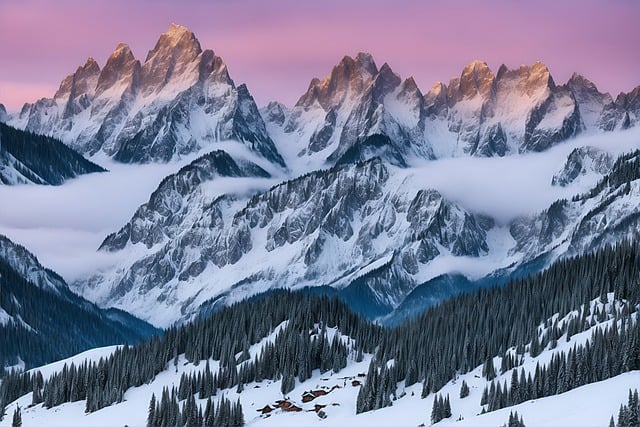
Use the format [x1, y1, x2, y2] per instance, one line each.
[511, 149, 640, 260]
[264, 55, 637, 171]
[79, 157, 492, 326]
[9, 24, 284, 167]
[72, 130, 640, 327]
[599, 86, 640, 131]
[0, 122, 105, 185]
[423, 60, 583, 157]
[0, 235, 158, 369]
[264, 53, 431, 170]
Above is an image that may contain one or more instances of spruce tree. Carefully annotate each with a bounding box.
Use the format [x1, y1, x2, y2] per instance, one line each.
[459, 380, 470, 398]
[147, 393, 156, 427]
[11, 406, 21, 427]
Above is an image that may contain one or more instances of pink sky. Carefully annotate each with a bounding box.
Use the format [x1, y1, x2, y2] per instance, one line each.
[0, 0, 638, 111]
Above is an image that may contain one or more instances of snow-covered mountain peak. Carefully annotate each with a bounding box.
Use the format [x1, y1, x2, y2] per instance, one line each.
[492, 61, 553, 99]
[269, 53, 431, 169]
[54, 57, 101, 101]
[372, 62, 402, 102]
[141, 24, 204, 96]
[296, 52, 380, 110]
[104, 42, 136, 67]
[144, 23, 202, 63]
[94, 42, 139, 97]
[424, 81, 448, 116]
[457, 59, 495, 100]
[565, 72, 612, 129]
[9, 25, 284, 167]
[399, 76, 421, 97]
[527, 60, 555, 89]
[567, 72, 602, 94]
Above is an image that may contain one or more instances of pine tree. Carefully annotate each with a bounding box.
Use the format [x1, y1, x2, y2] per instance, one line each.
[280, 373, 295, 396]
[11, 406, 21, 427]
[483, 357, 497, 380]
[430, 394, 442, 424]
[459, 380, 470, 398]
[444, 394, 451, 418]
[147, 393, 156, 427]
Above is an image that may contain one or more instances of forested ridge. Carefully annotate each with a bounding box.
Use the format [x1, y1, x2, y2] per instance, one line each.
[2, 239, 640, 425]
[0, 122, 105, 185]
[0, 253, 158, 371]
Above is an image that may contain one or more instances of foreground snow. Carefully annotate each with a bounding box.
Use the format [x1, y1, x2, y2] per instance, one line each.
[1, 308, 636, 427]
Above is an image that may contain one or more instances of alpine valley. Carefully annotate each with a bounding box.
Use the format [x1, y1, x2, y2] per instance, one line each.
[1, 23, 640, 427]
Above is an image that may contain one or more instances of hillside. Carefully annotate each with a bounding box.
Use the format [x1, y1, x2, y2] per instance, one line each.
[2, 240, 639, 425]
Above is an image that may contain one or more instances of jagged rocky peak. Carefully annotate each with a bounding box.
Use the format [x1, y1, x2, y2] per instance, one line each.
[551, 146, 613, 187]
[456, 60, 495, 100]
[54, 57, 101, 100]
[616, 86, 640, 109]
[371, 62, 402, 102]
[0, 103, 7, 122]
[399, 76, 422, 99]
[296, 52, 380, 109]
[198, 49, 232, 85]
[567, 72, 601, 95]
[491, 61, 555, 97]
[95, 43, 140, 96]
[424, 81, 448, 115]
[141, 23, 203, 94]
[515, 61, 555, 96]
[145, 23, 202, 63]
[262, 101, 288, 126]
[565, 72, 612, 128]
[599, 86, 640, 131]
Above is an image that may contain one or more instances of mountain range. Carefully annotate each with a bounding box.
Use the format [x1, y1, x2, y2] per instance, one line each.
[2, 24, 640, 328]
[1, 22, 640, 427]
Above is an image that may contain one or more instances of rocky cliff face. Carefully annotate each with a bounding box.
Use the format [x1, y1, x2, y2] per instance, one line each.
[77, 157, 492, 326]
[264, 53, 430, 170]
[551, 146, 613, 187]
[598, 86, 640, 131]
[11, 24, 285, 167]
[424, 61, 584, 157]
[266, 57, 625, 171]
[511, 150, 640, 259]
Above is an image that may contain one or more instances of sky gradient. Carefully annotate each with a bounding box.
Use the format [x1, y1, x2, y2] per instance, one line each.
[0, 0, 638, 111]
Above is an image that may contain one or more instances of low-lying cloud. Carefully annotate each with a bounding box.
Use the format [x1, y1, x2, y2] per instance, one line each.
[0, 128, 639, 285]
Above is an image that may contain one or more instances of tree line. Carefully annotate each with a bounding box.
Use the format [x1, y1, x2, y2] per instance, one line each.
[2, 239, 640, 424]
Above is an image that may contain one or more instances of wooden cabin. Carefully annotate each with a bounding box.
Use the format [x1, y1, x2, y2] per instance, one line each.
[257, 405, 273, 414]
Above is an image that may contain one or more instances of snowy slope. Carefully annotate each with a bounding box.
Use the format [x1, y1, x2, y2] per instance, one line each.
[1, 296, 635, 427]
